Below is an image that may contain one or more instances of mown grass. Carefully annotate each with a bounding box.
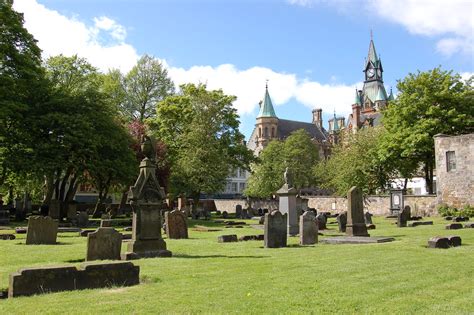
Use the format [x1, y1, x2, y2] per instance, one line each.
[0, 216, 473, 314]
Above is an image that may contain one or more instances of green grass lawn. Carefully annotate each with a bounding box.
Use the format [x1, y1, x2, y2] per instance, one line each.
[0, 216, 473, 314]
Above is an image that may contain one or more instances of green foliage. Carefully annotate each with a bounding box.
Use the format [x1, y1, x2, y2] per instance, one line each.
[150, 83, 254, 199]
[437, 204, 474, 218]
[381, 67, 474, 194]
[245, 129, 319, 198]
[315, 127, 392, 195]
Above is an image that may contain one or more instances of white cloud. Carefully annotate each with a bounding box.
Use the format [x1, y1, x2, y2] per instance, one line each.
[13, 0, 139, 72]
[289, 0, 474, 57]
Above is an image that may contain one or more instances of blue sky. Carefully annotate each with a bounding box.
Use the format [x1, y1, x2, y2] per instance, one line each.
[14, 0, 474, 139]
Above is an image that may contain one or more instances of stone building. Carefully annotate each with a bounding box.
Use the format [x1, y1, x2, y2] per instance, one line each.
[434, 133, 474, 208]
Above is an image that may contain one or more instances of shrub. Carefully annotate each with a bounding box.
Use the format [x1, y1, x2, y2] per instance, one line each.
[437, 204, 474, 218]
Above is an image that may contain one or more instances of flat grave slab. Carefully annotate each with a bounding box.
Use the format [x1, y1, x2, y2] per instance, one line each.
[408, 221, 433, 227]
[321, 236, 395, 244]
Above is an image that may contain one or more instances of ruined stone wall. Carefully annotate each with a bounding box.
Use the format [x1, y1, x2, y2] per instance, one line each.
[434, 133, 474, 208]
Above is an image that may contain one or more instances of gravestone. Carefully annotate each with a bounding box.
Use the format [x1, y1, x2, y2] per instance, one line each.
[277, 174, 298, 236]
[121, 151, 171, 259]
[66, 203, 77, 221]
[264, 210, 287, 248]
[337, 211, 347, 232]
[76, 212, 89, 227]
[100, 219, 112, 227]
[315, 213, 327, 230]
[346, 186, 369, 237]
[26, 216, 58, 245]
[447, 235, 461, 247]
[1, 234, 15, 240]
[445, 223, 463, 230]
[299, 211, 318, 245]
[86, 228, 122, 261]
[364, 212, 373, 225]
[49, 199, 60, 220]
[222, 211, 228, 219]
[242, 208, 248, 219]
[397, 206, 411, 227]
[427, 237, 450, 249]
[165, 210, 188, 239]
[217, 234, 238, 243]
[464, 223, 474, 228]
[235, 205, 242, 219]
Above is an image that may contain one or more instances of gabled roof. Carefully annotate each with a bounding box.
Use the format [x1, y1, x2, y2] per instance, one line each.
[277, 119, 328, 142]
[257, 85, 277, 118]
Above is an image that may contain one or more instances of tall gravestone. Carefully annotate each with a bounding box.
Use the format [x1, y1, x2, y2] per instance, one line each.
[235, 205, 242, 219]
[122, 138, 171, 260]
[49, 199, 60, 220]
[86, 228, 122, 261]
[277, 168, 298, 236]
[346, 187, 369, 237]
[264, 210, 287, 248]
[26, 216, 58, 245]
[165, 210, 188, 239]
[337, 211, 347, 232]
[299, 211, 318, 245]
[397, 206, 411, 228]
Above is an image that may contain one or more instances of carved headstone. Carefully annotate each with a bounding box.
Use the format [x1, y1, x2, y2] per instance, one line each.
[264, 210, 287, 248]
[165, 210, 188, 239]
[86, 228, 122, 261]
[48, 200, 60, 220]
[299, 211, 318, 245]
[122, 158, 171, 260]
[26, 216, 58, 245]
[397, 206, 411, 227]
[337, 211, 347, 232]
[346, 187, 369, 237]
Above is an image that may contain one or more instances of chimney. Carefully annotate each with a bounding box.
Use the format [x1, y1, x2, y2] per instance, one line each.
[312, 108, 323, 128]
[352, 104, 360, 131]
[338, 117, 345, 129]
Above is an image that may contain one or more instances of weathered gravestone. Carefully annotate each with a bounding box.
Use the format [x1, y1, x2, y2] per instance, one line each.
[66, 203, 77, 221]
[264, 210, 287, 248]
[448, 235, 462, 247]
[9, 261, 139, 298]
[86, 228, 122, 261]
[222, 211, 228, 219]
[242, 208, 249, 219]
[121, 149, 171, 259]
[48, 199, 60, 220]
[346, 186, 369, 237]
[427, 236, 450, 249]
[235, 205, 242, 218]
[299, 211, 318, 245]
[76, 212, 89, 228]
[337, 211, 347, 232]
[315, 212, 327, 230]
[217, 234, 238, 243]
[26, 216, 58, 245]
[364, 212, 373, 225]
[397, 206, 411, 227]
[165, 210, 188, 239]
[446, 223, 463, 230]
[0, 234, 15, 240]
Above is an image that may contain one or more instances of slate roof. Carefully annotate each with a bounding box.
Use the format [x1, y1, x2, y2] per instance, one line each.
[277, 119, 328, 141]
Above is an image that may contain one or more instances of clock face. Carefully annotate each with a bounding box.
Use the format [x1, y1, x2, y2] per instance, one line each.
[367, 68, 375, 78]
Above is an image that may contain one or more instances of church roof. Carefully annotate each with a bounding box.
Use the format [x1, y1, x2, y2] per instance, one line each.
[375, 86, 386, 101]
[362, 80, 387, 103]
[277, 119, 328, 141]
[257, 85, 277, 118]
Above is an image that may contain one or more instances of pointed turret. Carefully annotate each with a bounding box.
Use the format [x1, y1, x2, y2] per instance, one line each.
[257, 84, 277, 118]
[354, 89, 362, 105]
[388, 88, 394, 101]
[333, 111, 339, 131]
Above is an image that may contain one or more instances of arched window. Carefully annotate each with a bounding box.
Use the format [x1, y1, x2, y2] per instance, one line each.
[258, 128, 261, 137]
[271, 127, 275, 138]
[264, 127, 268, 137]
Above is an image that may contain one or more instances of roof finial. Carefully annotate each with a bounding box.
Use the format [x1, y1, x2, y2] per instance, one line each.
[265, 79, 269, 90]
[370, 29, 373, 40]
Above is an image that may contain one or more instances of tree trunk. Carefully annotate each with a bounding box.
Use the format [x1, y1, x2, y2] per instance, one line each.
[43, 173, 55, 205]
[59, 167, 73, 202]
[403, 178, 408, 190]
[424, 159, 434, 195]
[53, 169, 61, 200]
[119, 189, 128, 210]
[64, 173, 79, 203]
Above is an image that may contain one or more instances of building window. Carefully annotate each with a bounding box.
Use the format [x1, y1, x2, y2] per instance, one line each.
[231, 182, 238, 193]
[272, 127, 275, 138]
[446, 151, 456, 172]
[258, 128, 261, 137]
[264, 127, 268, 137]
[239, 183, 245, 192]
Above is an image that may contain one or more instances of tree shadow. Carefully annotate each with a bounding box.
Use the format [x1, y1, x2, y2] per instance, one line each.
[65, 258, 85, 263]
[173, 254, 267, 259]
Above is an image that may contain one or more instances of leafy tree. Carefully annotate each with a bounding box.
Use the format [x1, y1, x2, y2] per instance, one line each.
[380, 68, 473, 194]
[315, 127, 392, 195]
[121, 55, 175, 123]
[245, 129, 319, 198]
[0, 0, 46, 187]
[150, 83, 254, 210]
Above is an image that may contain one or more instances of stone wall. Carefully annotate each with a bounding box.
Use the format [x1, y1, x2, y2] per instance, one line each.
[434, 133, 474, 208]
[214, 194, 437, 216]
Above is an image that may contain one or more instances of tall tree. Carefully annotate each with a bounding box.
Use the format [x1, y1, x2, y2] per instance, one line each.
[122, 55, 175, 123]
[0, 0, 46, 187]
[381, 68, 473, 194]
[245, 129, 319, 198]
[150, 83, 254, 209]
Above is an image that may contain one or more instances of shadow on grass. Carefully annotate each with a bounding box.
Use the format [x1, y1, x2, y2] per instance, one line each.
[173, 254, 267, 259]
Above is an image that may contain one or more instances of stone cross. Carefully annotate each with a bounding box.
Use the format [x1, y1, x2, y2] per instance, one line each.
[346, 186, 369, 237]
[122, 157, 172, 260]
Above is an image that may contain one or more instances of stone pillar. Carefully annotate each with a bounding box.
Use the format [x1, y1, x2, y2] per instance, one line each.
[346, 186, 369, 237]
[277, 184, 298, 236]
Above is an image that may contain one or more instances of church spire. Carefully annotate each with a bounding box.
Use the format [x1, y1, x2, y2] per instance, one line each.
[257, 83, 277, 118]
[365, 33, 379, 69]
